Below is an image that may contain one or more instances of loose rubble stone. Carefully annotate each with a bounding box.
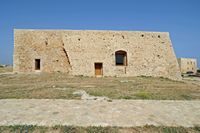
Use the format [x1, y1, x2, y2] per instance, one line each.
[73, 90, 110, 101]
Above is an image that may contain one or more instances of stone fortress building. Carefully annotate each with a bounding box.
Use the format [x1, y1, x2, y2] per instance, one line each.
[177, 58, 198, 74]
[13, 29, 181, 80]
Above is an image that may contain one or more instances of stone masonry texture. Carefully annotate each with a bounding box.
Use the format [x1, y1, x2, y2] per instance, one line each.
[13, 29, 181, 80]
[177, 58, 198, 74]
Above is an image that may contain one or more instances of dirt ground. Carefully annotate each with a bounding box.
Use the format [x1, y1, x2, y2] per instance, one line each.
[1, 99, 200, 127]
[0, 67, 200, 100]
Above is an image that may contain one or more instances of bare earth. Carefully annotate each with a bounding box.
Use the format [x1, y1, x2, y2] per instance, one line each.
[0, 99, 200, 127]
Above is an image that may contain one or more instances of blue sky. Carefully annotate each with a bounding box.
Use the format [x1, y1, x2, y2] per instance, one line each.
[0, 0, 200, 67]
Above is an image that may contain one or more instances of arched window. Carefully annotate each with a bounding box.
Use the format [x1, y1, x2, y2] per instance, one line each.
[115, 50, 127, 66]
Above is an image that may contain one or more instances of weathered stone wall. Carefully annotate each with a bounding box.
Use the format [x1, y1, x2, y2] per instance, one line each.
[14, 29, 181, 80]
[14, 30, 71, 73]
[177, 58, 197, 74]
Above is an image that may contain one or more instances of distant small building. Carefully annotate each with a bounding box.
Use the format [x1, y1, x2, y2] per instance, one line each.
[177, 58, 197, 74]
[0, 64, 8, 67]
[197, 69, 200, 74]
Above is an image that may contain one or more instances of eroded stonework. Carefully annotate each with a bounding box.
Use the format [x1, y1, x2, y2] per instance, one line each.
[14, 29, 181, 80]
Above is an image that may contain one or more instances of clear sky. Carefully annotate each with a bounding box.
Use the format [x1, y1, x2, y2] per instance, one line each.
[0, 0, 200, 67]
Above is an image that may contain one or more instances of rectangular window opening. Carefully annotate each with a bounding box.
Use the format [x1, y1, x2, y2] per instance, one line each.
[116, 54, 127, 66]
[35, 59, 41, 70]
[116, 54, 124, 65]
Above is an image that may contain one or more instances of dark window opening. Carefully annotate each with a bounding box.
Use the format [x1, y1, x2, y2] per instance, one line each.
[35, 59, 41, 70]
[158, 35, 161, 38]
[115, 50, 127, 66]
[141, 34, 144, 37]
[122, 35, 125, 39]
[45, 41, 48, 46]
[78, 38, 81, 41]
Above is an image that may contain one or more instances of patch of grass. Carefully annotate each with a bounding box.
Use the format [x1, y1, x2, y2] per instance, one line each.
[138, 75, 152, 79]
[161, 126, 188, 133]
[180, 94, 193, 100]
[86, 126, 118, 133]
[60, 126, 77, 133]
[0, 125, 200, 133]
[8, 125, 37, 133]
[0, 72, 200, 100]
[134, 91, 151, 99]
[194, 125, 200, 131]
[120, 95, 133, 99]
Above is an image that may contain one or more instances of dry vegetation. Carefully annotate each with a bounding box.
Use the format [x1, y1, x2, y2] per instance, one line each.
[0, 67, 200, 100]
[0, 66, 12, 73]
[0, 125, 200, 133]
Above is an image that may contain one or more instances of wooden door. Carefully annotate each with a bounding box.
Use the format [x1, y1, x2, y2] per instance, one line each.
[95, 63, 103, 76]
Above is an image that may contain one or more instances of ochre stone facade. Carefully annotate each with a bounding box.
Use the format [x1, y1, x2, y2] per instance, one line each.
[177, 58, 197, 74]
[14, 29, 181, 80]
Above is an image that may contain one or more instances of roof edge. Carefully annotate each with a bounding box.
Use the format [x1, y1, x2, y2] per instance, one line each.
[13, 29, 169, 34]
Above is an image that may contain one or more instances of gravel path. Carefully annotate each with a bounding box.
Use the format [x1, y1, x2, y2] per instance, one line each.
[0, 99, 200, 127]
